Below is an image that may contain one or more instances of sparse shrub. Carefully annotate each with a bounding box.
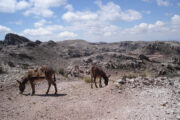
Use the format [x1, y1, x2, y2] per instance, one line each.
[8, 61, 15, 67]
[84, 77, 91, 83]
[64, 74, 69, 78]
[122, 74, 136, 79]
[21, 64, 29, 69]
[140, 72, 147, 78]
[0, 66, 4, 74]
[58, 68, 65, 76]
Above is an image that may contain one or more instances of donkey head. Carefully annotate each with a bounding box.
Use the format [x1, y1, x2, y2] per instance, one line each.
[104, 75, 111, 86]
[16, 79, 26, 94]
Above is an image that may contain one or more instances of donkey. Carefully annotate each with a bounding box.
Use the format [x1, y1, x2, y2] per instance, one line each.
[90, 66, 110, 88]
[17, 66, 57, 95]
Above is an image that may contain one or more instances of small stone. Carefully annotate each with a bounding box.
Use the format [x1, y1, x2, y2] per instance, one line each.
[118, 90, 122, 93]
[178, 103, 180, 107]
[161, 101, 168, 106]
[116, 79, 126, 84]
[8, 97, 12, 100]
[176, 115, 180, 120]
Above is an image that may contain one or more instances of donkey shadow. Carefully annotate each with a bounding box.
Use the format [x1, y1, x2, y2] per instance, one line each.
[23, 93, 67, 97]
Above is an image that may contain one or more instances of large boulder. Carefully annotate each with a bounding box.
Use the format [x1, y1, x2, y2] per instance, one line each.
[4, 33, 30, 45]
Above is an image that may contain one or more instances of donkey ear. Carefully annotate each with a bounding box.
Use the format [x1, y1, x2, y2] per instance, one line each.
[107, 75, 111, 78]
[16, 80, 21, 84]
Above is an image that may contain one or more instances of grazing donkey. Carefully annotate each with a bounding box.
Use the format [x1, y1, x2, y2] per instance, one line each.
[90, 66, 110, 88]
[17, 66, 57, 95]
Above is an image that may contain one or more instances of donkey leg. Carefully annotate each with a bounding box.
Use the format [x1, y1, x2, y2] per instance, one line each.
[91, 76, 93, 89]
[52, 81, 57, 94]
[94, 77, 98, 88]
[99, 77, 102, 88]
[30, 81, 35, 95]
[46, 81, 51, 95]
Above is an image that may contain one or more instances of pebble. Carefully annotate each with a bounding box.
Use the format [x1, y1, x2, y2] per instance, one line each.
[177, 115, 180, 120]
[118, 90, 122, 93]
[161, 101, 168, 106]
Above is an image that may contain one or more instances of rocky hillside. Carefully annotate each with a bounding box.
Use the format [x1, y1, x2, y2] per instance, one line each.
[0, 33, 180, 77]
[1, 33, 180, 120]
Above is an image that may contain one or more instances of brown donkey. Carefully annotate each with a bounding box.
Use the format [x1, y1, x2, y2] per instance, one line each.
[90, 66, 110, 88]
[17, 66, 57, 95]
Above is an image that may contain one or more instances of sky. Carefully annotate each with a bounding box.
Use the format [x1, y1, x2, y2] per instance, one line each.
[0, 0, 180, 42]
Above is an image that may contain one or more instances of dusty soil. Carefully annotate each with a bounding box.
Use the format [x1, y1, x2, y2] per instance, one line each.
[1, 76, 179, 120]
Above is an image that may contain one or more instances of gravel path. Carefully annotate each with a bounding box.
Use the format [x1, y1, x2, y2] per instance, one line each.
[0, 78, 179, 120]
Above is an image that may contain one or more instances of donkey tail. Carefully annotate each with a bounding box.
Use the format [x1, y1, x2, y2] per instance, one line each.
[54, 74, 56, 82]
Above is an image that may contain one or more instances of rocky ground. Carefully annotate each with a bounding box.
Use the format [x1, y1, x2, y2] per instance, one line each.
[0, 67, 180, 120]
[0, 33, 180, 120]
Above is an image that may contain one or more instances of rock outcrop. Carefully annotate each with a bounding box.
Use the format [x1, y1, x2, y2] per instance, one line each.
[4, 33, 30, 45]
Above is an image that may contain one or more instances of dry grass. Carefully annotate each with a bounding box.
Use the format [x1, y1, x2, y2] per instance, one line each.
[83, 77, 91, 83]
[119, 70, 155, 79]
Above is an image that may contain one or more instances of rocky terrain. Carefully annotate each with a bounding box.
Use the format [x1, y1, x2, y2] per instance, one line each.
[0, 33, 180, 120]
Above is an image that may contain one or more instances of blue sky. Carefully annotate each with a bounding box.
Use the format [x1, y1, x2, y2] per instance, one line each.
[0, 0, 180, 42]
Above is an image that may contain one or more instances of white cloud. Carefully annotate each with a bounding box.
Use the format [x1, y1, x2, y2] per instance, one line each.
[0, 0, 30, 13]
[21, 14, 180, 42]
[16, 0, 31, 10]
[24, 7, 54, 17]
[24, 0, 66, 17]
[34, 19, 47, 27]
[0, 25, 11, 34]
[177, 2, 180, 7]
[58, 31, 77, 38]
[96, 1, 142, 21]
[171, 14, 180, 28]
[23, 24, 63, 36]
[45, 25, 63, 32]
[65, 4, 73, 11]
[122, 21, 166, 35]
[23, 27, 52, 36]
[22, 22, 64, 41]
[62, 1, 142, 23]
[156, 0, 169, 6]
[62, 11, 98, 22]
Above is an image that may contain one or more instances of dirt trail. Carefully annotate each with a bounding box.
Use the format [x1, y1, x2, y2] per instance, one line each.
[0, 79, 177, 120]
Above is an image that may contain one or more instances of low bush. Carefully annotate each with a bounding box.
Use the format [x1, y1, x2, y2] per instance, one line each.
[0, 66, 4, 74]
[21, 64, 29, 69]
[58, 68, 65, 76]
[8, 61, 15, 67]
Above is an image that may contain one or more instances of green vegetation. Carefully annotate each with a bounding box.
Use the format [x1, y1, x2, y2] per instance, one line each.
[58, 68, 65, 76]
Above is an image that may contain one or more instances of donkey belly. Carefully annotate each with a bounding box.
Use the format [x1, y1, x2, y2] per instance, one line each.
[33, 77, 46, 83]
